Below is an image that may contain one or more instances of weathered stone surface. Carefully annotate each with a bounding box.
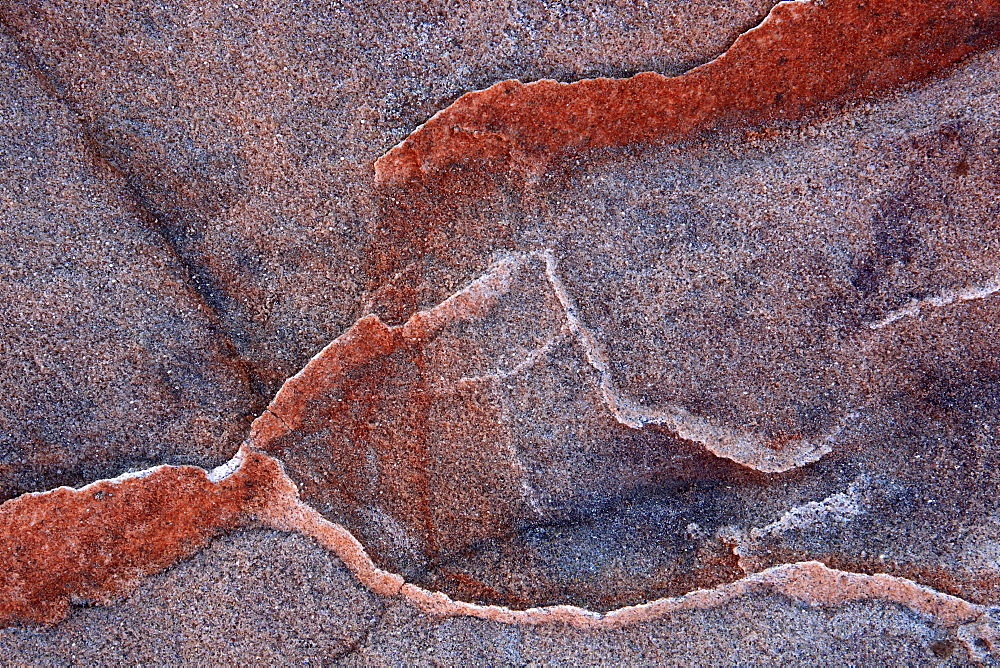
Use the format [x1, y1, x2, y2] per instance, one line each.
[0, 31, 256, 499]
[0, 530, 384, 663]
[0, 449, 289, 626]
[246, 37, 1000, 610]
[0, 0, 779, 399]
[352, 596, 977, 666]
[1, 539, 991, 664]
[1, 0, 1000, 662]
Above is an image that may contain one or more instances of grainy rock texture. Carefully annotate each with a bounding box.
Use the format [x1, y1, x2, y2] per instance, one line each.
[0, 0, 779, 411]
[0, 532, 987, 665]
[0, 450, 291, 626]
[0, 531, 385, 664]
[0, 30, 255, 498]
[2, 0, 1000, 663]
[247, 43, 1000, 610]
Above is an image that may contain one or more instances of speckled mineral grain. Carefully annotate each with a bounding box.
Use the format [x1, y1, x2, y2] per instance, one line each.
[2, 0, 1000, 664]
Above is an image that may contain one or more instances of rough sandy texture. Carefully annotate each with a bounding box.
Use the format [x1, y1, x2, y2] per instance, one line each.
[0, 531, 990, 664]
[2, 0, 1000, 663]
[0, 30, 256, 499]
[244, 42, 1000, 610]
[0, 530, 385, 664]
[0, 0, 779, 419]
[0, 449, 290, 626]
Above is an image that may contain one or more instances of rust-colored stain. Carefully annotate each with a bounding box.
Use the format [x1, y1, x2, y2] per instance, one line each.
[377, 0, 1000, 185]
[251, 315, 444, 561]
[248, 297, 530, 574]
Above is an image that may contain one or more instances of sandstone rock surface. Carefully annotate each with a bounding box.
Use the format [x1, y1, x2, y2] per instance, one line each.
[2, 0, 1000, 663]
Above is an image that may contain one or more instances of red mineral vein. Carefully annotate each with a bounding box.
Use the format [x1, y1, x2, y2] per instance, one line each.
[376, 0, 1000, 186]
[251, 256, 518, 445]
[367, 0, 1000, 320]
[247, 258, 523, 568]
[0, 448, 990, 630]
[0, 449, 293, 626]
[272, 498, 988, 631]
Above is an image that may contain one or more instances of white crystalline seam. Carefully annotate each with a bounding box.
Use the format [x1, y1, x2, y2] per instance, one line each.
[458, 327, 568, 384]
[207, 449, 246, 482]
[19, 464, 175, 499]
[401, 253, 523, 338]
[536, 248, 840, 472]
[751, 479, 865, 539]
[271, 248, 844, 473]
[21, 453, 245, 498]
[276, 498, 984, 630]
[869, 272, 1000, 329]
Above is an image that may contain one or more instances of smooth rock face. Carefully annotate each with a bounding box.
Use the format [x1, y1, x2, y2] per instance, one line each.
[2, 0, 1000, 662]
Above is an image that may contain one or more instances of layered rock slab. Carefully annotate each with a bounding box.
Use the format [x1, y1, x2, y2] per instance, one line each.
[248, 254, 756, 604]
[367, 0, 1000, 323]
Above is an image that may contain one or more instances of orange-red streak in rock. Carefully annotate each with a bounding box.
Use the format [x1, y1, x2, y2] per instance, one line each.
[377, 0, 1000, 186]
[0, 450, 289, 626]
